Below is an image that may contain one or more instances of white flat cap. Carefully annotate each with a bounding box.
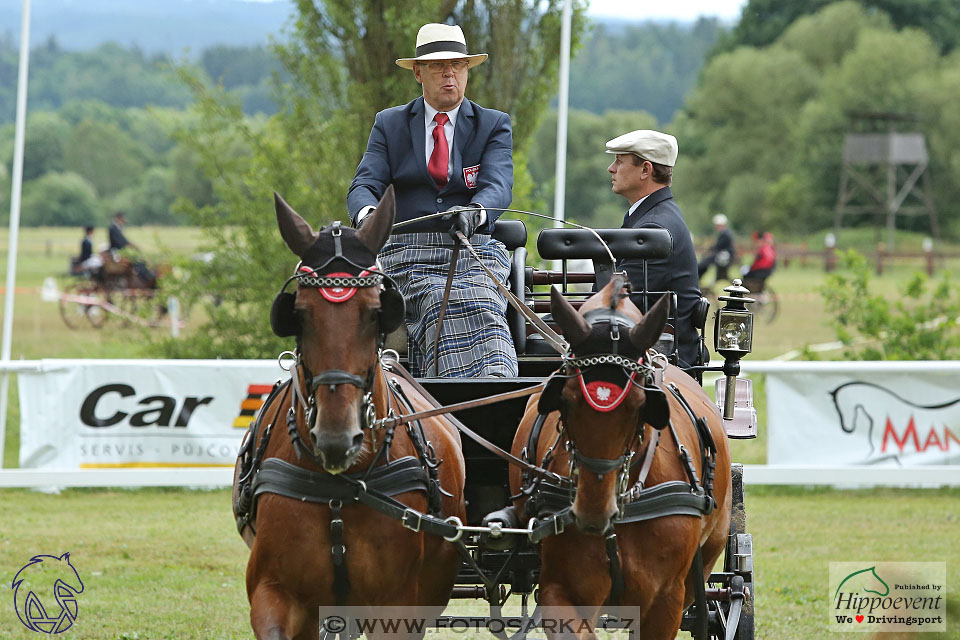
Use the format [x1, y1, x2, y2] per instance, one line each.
[605, 129, 678, 167]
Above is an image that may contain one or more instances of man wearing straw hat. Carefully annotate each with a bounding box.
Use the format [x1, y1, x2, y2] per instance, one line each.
[347, 23, 517, 378]
[606, 129, 703, 367]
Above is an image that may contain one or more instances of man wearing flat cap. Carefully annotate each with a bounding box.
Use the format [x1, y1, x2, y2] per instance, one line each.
[606, 129, 703, 367]
[348, 23, 517, 378]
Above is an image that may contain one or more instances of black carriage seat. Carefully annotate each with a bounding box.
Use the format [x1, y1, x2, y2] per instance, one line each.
[383, 219, 529, 356]
[537, 227, 672, 262]
[525, 227, 707, 364]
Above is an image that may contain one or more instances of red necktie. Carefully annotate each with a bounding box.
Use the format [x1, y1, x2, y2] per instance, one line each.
[428, 112, 450, 188]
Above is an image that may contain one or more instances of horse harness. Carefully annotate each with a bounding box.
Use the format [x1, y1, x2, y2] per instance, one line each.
[239, 220, 719, 612]
[519, 306, 719, 608]
[238, 222, 463, 604]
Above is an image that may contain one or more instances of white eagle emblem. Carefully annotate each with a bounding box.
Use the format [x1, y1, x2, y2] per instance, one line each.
[596, 386, 611, 402]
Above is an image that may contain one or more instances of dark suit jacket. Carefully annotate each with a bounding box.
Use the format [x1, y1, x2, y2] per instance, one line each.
[79, 237, 92, 262]
[347, 97, 513, 234]
[108, 223, 129, 251]
[712, 228, 735, 258]
[618, 187, 702, 366]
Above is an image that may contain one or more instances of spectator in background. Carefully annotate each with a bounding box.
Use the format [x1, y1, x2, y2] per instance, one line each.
[742, 231, 777, 282]
[698, 213, 736, 282]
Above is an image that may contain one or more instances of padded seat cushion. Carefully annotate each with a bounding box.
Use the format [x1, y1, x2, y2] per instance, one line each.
[492, 219, 527, 251]
[537, 228, 671, 260]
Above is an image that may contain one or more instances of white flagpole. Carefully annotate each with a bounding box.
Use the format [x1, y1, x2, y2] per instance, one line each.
[0, 0, 33, 468]
[552, 0, 572, 230]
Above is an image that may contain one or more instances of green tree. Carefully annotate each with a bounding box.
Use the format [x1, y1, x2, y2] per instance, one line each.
[716, 0, 960, 55]
[29, 43, 191, 111]
[568, 18, 726, 124]
[159, 1, 588, 358]
[200, 45, 286, 89]
[3, 112, 70, 181]
[677, 1, 956, 239]
[63, 120, 148, 198]
[20, 171, 102, 226]
[677, 43, 819, 233]
[168, 142, 216, 210]
[109, 166, 178, 225]
[0, 40, 284, 126]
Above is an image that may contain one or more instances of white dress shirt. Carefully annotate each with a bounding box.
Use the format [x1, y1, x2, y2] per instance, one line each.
[627, 194, 650, 219]
[424, 102, 460, 183]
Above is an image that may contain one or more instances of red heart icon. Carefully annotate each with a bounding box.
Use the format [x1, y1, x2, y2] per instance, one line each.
[856, 615, 864, 623]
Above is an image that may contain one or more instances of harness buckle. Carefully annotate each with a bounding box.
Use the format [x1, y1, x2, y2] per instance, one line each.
[401, 508, 423, 533]
[353, 480, 367, 499]
[553, 514, 565, 536]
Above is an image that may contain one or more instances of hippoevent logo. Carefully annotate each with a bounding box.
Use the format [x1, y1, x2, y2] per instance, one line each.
[233, 384, 275, 429]
[12, 553, 84, 634]
[830, 381, 960, 464]
[829, 562, 945, 632]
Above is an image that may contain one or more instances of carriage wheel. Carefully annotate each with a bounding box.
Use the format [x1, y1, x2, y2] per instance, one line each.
[86, 297, 108, 328]
[59, 282, 103, 330]
[755, 285, 779, 324]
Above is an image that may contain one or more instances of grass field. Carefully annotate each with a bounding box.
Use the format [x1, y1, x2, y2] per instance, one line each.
[1, 226, 959, 639]
[0, 486, 957, 639]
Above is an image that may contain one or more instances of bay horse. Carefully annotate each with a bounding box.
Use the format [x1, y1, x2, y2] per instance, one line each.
[509, 275, 731, 639]
[233, 186, 466, 639]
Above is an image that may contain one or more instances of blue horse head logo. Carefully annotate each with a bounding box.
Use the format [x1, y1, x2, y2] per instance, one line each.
[12, 553, 84, 634]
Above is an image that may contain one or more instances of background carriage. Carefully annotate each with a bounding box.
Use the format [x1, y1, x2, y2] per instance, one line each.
[57, 251, 167, 329]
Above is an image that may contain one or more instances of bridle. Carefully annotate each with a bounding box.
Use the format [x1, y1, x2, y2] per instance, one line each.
[556, 307, 661, 506]
[274, 221, 401, 464]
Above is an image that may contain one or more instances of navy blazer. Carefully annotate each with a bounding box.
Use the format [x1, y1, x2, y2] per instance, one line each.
[347, 97, 514, 234]
[618, 187, 703, 367]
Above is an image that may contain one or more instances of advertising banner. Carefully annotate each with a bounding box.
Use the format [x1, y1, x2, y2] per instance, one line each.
[763, 365, 960, 465]
[18, 360, 285, 469]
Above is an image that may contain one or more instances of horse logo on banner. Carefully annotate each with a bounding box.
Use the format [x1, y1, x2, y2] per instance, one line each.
[830, 381, 960, 465]
[12, 553, 85, 634]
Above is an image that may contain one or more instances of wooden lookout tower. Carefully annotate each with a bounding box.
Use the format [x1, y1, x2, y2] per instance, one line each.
[835, 111, 939, 249]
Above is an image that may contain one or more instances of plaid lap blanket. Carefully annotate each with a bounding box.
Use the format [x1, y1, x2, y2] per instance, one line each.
[379, 232, 519, 378]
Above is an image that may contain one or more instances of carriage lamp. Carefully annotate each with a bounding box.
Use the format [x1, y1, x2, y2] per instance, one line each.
[714, 280, 755, 422]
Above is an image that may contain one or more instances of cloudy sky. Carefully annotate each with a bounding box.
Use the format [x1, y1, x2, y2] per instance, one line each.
[240, 0, 750, 23]
[586, 0, 748, 21]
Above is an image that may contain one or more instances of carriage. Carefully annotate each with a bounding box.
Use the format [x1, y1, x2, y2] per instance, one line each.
[59, 252, 166, 329]
[233, 192, 758, 640]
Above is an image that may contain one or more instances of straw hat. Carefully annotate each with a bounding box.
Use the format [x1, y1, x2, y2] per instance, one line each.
[395, 23, 488, 70]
